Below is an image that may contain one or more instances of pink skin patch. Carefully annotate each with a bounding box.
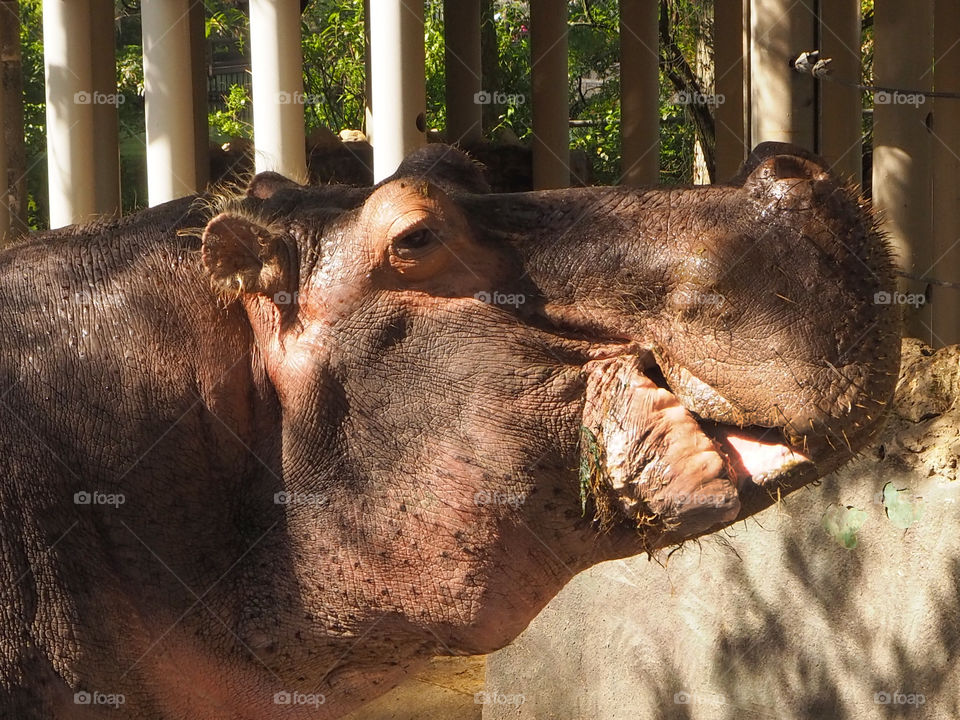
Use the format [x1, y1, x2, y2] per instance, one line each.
[723, 433, 810, 483]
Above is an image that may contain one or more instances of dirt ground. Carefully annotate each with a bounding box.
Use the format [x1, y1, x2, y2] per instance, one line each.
[343, 655, 485, 719]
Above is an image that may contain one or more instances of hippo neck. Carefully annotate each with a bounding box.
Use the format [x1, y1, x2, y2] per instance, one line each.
[0, 199, 293, 705]
[0, 196, 274, 466]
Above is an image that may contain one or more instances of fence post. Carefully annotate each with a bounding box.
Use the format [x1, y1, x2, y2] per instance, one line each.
[749, 0, 815, 149]
[531, 0, 570, 189]
[714, 0, 747, 181]
[872, 0, 933, 341]
[931, 0, 960, 346]
[369, 0, 426, 182]
[444, 0, 482, 145]
[142, 0, 200, 204]
[620, 0, 659, 185]
[90, 0, 120, 217]
[819, 0, 861, 185]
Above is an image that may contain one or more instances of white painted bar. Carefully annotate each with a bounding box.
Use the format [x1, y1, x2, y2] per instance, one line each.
[369, 0, 427, 181]
[43, 0, 96, 228]
[142, 0, 198, 205]
[363, 0, 373, 145]
[931, 0, 959, 346]
[444, 0, 482, 145]
[250, 0, 307, 180]
[749, 0, 815, 148]
[90, 0, 120, 217]
[714, 0, 747, 181]
[820, 0, 861, 184]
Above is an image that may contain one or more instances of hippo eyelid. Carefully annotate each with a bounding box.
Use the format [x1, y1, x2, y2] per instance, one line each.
[391, 221, 443, 259]
[398, 227, 438, 250]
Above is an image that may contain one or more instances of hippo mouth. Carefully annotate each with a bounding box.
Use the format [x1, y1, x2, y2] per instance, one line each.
[581, 353, 813, 543]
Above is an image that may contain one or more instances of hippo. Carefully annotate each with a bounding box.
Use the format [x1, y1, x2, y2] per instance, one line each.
[0, 143, 899, 718]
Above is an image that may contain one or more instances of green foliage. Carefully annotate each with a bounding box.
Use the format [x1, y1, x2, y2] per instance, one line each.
[659, 84, 695, 185]
[568, 0, 621, 183]
[209, 84, 252, 141]
[115, 5, 149, 216]
[486, 1, 533, 141]
[116, 44, 144, 97]
[19, 0, 47, 230]
[206, 7, 249, 52]
[579, 426, 603, 517]
[424, 1, 447, 133]
[861, 0, 875, 163]
[300, 1, 366, 133]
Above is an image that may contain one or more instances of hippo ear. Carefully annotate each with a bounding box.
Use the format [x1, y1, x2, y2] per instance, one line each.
[391, 145, 491, 194]
[745, 154, 829, 185]
[246, 171, 304, 200]
[201, 213, 298, 301]
[737, 143, 832, 190]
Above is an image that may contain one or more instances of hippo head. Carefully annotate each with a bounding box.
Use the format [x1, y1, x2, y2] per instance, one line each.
[200, 143, 898, 659]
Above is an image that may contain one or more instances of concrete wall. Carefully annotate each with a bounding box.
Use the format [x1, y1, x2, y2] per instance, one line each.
[485, 338, 960, 720]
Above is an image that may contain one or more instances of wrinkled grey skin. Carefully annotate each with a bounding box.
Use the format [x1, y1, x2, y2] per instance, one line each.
[0, 144, 898, 718]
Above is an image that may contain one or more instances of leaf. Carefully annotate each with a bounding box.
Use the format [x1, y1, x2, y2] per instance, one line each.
[822, 504, 868, 549]
[881, 483, 923, 530]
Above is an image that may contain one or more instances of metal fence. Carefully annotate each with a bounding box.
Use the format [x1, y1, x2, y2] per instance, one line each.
[207, 68, 252, 121]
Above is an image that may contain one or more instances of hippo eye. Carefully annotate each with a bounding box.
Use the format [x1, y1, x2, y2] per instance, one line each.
[393, 227, 441, 258]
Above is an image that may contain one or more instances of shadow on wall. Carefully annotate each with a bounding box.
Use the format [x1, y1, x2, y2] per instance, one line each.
[485, 338, 960, 720]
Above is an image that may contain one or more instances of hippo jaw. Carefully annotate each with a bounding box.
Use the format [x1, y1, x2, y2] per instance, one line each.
[580, 351, 817, 546]
[572, 303, 897, 549]
[571, 286, 898, 550]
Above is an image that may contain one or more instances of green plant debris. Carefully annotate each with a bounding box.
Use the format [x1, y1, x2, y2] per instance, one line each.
[881, 482, 923, 530]
[579, 426, 603, 517]
[579, 424, 618, 527]
[822, 504, 868, 549]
